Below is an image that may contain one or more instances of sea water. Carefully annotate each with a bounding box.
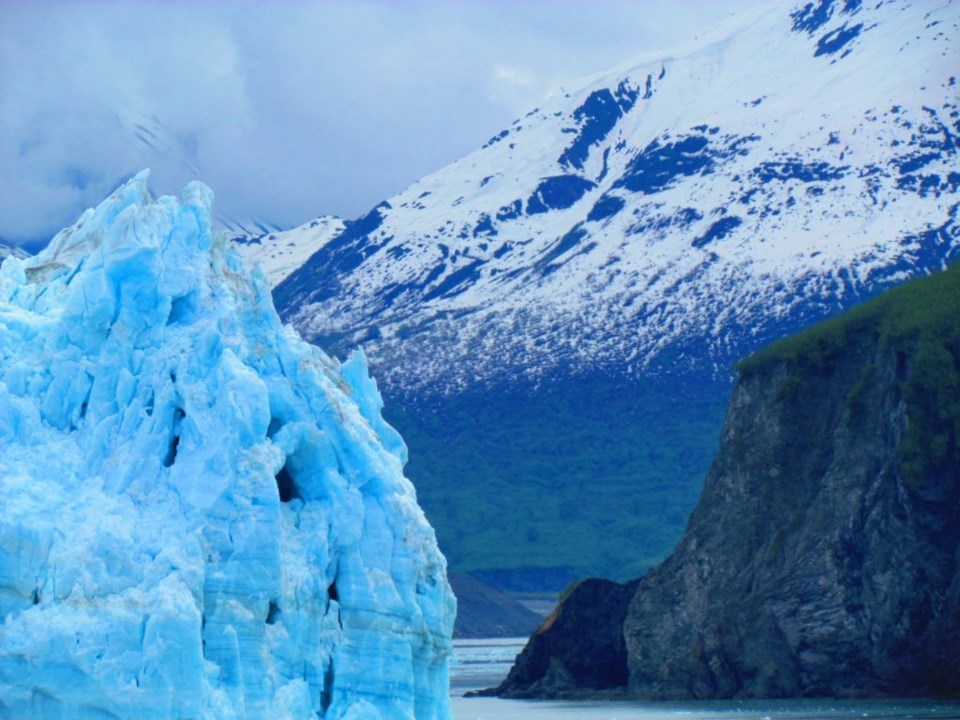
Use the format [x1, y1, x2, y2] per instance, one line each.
[449, 639, 960, 720]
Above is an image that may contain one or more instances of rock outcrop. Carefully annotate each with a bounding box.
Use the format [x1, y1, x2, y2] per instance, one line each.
[489, 578, 639, 697]
[496, 264, 960, 699]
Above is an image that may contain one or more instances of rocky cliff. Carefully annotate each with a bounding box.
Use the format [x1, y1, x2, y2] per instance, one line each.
[495, 264, 960, 699]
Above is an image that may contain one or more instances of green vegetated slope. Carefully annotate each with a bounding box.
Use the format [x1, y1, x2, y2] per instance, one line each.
[384, 372, 729, 590]
[739, 261, 960, 490]
[496, 263, 960, 700]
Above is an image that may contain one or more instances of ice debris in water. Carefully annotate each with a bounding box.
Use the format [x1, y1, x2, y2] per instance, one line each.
[0, 170, 455, 719]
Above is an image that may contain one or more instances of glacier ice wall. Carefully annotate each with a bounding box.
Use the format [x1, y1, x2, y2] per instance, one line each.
[0, 171, 454, 720]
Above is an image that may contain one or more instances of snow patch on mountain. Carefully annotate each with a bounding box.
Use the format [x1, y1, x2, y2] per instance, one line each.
[232, 216, 346, 286]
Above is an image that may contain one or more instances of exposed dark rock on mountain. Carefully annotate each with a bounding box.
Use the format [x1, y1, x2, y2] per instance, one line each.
[495, 264, 960, 699]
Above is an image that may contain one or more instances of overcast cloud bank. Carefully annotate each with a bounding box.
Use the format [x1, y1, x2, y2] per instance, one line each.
[0, 0, 770, 244]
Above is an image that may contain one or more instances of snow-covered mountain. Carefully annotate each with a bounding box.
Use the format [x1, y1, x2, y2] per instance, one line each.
[0, 174, 453, 718]
[276, 0, 958, 395]
[231, 216, 345, 286]
[270, 0, 958, 588]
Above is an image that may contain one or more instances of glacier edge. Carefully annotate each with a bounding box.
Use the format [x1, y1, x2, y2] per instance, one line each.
[0, 171, 454, 720]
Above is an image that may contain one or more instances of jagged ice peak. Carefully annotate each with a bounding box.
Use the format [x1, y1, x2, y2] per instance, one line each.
[0, 171, 454, 720]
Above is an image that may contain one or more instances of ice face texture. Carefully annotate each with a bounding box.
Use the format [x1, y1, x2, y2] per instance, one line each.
[0, 171, 454, 720]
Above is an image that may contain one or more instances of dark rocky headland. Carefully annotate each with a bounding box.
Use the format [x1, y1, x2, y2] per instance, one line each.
[493, 264, 960, 699]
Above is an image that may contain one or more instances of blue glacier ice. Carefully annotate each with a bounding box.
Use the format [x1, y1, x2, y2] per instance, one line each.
[0, 171, 455, 719]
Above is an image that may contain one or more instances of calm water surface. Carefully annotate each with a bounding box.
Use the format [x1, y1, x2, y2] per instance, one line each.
[449, 639, 960, 720]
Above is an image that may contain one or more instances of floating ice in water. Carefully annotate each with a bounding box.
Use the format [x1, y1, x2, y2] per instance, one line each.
[0, 171, 454, 719]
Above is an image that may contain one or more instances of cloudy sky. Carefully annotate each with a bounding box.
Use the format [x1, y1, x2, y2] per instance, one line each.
[1, 0, 772, 244]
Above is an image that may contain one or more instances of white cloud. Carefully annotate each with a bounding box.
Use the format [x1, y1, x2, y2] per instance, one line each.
[0, 0, 775, 243]
[494, 65, 536, 88]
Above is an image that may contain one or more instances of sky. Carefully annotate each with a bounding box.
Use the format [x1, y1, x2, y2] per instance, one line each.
[0, 0, 773, 244]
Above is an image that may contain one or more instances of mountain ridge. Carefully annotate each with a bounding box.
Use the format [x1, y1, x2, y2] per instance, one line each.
[230, 216, 345, 286]
[275, 0, 958, 396]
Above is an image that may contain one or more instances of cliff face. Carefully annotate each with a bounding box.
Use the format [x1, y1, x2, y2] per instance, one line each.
[496, 266, 960, 699]
[625, 335, 959, 698]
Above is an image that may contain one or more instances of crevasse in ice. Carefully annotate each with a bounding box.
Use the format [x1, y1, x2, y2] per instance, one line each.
[0, 171, 455, 720]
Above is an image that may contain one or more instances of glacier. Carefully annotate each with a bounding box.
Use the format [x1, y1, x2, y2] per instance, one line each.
[0, 171, 454, 720]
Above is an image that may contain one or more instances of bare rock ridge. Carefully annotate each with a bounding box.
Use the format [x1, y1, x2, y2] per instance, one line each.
[495, 264, 960, 699]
